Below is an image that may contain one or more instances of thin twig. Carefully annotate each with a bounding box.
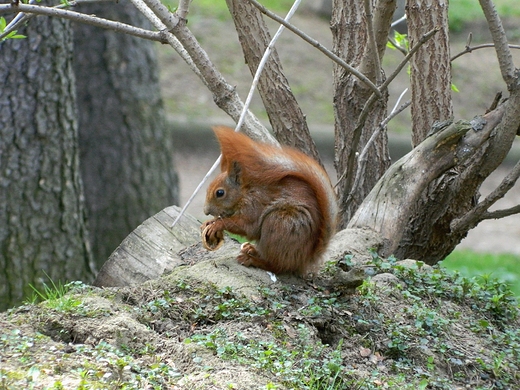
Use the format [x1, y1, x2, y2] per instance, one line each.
[140, 0, 182, 29]
[234, 0, 301, 135]
[0, 0, 37, 41]
[339, 88, 409, 191]
[482, 204, 520, 220]
[171, 155, 223, 227]
[386, 15, 408, 56]
[246, 0, 381, 98]
[142, 0, 270, 143]
[387, 34, 407, 56]
[391, 14, 406, 28]
[0, 3, 166, 42]
[382, 27, 439, 91]
[170, 0, 302, 228]
[451, 42, 520, 62]
[130, 0, 165, 29]
[130, 0, 204, 81]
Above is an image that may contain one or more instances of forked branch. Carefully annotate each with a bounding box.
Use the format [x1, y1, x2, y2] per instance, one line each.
[141, 0, 272, 143]
[0, 2, 166, 42]
[339, 28, 439, 202]
[247, 0, 382, 97]
[451, 158, 520, 233]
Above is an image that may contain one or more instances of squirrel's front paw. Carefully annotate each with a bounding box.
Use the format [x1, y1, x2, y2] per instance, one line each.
[201, 220, 224, 251]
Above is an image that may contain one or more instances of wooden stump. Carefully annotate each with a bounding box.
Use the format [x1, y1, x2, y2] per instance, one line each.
[93, 206, 201, 287]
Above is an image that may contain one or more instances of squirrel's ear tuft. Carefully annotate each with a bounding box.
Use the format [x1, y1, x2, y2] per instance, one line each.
[212, 126, 235, 172]
[228, 161, 242, 186]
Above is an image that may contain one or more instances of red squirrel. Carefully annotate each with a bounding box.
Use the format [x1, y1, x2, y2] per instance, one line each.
[201, 126, 338, 275]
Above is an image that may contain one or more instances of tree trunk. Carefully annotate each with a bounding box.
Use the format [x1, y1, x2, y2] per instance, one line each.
[331, 0, 395, 227]
[73, 1, 180, 266]
[406, 0, 453, 146]
[349, 99, 520, 263]
[365, 0, 520, 263]
[225, 0, 321, 162]
[0, 13, 94, 310]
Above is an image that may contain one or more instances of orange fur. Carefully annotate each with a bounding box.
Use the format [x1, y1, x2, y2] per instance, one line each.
[202, 126, 338, 275]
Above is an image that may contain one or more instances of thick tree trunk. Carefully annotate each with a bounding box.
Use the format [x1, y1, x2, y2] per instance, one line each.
[225, 0, 320, 162]
[331, 0, 395, 227]
[349, 100, 520, 264]
[0, 13, 94, 310]
[366, 0, 520, 263]
[74, 1, 179, 266]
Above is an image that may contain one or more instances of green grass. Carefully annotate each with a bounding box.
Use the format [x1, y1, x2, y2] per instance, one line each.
[441, 250, 520, 296]
[450, 0, 520, 31]
[183, 0, 296, 20]
[186, 0, 520, 26]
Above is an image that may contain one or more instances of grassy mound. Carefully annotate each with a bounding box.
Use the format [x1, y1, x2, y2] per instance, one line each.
[1, 252, 518, 389]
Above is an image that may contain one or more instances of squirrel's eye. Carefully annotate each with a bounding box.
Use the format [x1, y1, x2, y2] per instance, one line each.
[215, 189, 225, 198]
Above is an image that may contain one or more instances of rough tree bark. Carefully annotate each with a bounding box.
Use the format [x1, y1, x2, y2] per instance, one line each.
[225, 0, 321, 162]
[0, 12, 94, 310]
[74, 1, 180, 266]
[331, 0, 395, 227]
[407, 0, 453, 146]
[363, 0, 520, 263]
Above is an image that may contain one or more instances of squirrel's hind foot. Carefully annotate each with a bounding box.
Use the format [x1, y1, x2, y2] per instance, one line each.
[237, 242, 260, 267]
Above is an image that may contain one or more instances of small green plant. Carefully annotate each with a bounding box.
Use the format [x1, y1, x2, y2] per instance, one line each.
[442, 249, 520, 297]
[186, 325, 348, 389]
[0, 17, 26, 42]
[387, 30, 409, 51]
[25, 275, 86, 313]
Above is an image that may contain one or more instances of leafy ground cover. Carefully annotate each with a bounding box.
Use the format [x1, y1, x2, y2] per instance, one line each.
[1, 251, 519, 389]
[442, 250, 520, 296]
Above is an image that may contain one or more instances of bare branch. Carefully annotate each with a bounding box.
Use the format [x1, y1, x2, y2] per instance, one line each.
[382, 28, 439, 92]
[451, 42, 520, 62]
[0, 0, 38, 41]
[482, 204, 520, 220]
[451, 157, 520, 232]
[387, 34, 407, 56]
[232, 0, 302, 138]
[177, 0, 190, 20]
[339, 88, 410, 191]
[141, 0, 272, 144]
[391, 14, 406, 28]
[338, 28, 438, 202]
[0, 3, 166, 42]
[130, 0, 165, 28]
[363, 0, 382, 85]
[246, 0, 381, 98]
[129, 0, 204, 81]
[478, 0, 516, 87]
